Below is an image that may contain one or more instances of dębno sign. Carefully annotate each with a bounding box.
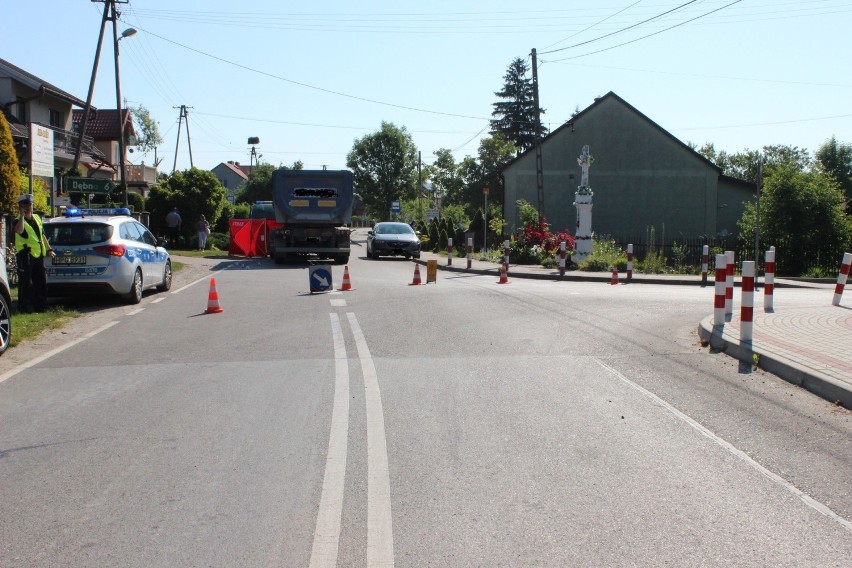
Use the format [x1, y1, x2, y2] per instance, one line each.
[66, 177, 116, 195]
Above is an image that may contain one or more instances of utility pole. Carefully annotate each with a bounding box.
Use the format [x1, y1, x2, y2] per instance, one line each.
[171, 105, 194, 173]
[71, 0, 111, 175]
[754, 156, 763, 284]
[531, 48, 545, 216]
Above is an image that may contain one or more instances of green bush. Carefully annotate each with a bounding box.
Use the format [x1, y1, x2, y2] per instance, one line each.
[206, 231, 229, 251]
[578, 237, 626, 271]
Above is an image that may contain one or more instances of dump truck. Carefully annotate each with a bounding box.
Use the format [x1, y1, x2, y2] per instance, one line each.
[269, 169, 354, 264]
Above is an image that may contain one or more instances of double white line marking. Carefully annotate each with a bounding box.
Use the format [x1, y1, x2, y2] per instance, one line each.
[310, 313, 394, 567]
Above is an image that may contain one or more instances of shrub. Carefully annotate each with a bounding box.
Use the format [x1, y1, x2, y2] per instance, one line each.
[207, 231, 229, 251]
[578, 236, 626, 271]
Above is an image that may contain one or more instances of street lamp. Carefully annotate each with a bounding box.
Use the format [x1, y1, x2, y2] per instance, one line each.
[114, 26, 136, 207]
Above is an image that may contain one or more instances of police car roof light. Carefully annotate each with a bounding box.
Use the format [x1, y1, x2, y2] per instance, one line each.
[65, 207, 132, 217]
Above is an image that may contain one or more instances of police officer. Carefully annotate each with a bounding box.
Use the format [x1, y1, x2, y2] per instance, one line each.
[14, 194, 56, 313]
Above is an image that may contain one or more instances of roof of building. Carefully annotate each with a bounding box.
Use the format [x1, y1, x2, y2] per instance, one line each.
[213, 161, 249, 180]
[501, 91, 728, 178]
[72, 108, 135, 140]
[0, 57, 89, 108]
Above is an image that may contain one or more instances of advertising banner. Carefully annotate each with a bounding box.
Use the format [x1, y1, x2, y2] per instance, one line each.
[30, 123, 54, 178]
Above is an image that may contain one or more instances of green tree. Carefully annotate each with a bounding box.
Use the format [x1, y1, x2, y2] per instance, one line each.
[696, 143, 812, 185]
[428, 148, 464, 206]
[490, 57, 547, 153]
[130, 105, 164, 165]
[236, 163, 276, 204]
[18, 171, 49, 214]
[455, 134, 517, 215]
[147, 168, 227, 243]
[815, 136, 852, 212]
[346, 122, 418, 220]
[738, 163, 851, 275]
[0, 111, 19, 215]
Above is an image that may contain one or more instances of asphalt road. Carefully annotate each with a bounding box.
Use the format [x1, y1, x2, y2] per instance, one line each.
[1, 248, 850, 567]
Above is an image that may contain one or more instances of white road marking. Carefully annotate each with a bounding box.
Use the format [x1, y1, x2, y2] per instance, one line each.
[151, 298, 166, 304]
[0, 321, 120, 385]
[595, 358, 852, 534]
[309, 314, 351, 568]
[330, 299, 347, 307]
[127, 308, 144, 316]
[172, 266, 228, 295]
[347, 312, 395, 567]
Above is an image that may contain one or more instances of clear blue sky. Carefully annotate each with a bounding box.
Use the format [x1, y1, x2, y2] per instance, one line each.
[3, 1, 850, 174]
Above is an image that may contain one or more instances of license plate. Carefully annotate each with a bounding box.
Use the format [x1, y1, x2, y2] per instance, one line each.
[52, 255, 87, 265]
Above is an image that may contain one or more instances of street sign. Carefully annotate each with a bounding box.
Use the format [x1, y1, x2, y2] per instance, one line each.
[391, 200, 401, 214]
[67, 177, 115, 195]
[309, 264, 333, 293]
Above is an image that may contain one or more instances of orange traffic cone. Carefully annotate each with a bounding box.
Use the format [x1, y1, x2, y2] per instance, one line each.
[497, 262, 510, 284]
[409, 264, 422, 285]
[338, 265, 354, 291]
[610, 266, 619, 285]
[205, 278, 223, 313]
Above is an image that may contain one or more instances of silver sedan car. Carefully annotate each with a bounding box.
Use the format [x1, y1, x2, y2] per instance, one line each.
[366, 222, 421, 259]
[43, 207, 172, 304]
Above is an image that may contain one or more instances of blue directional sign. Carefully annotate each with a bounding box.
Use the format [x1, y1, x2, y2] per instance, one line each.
[309, 264, 333, 293]
[391, 200, 401, 214]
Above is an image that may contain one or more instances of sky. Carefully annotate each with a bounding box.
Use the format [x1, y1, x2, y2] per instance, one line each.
[2, 1, 851, 175]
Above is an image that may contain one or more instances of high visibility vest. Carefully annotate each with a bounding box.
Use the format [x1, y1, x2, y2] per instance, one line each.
[15, 214, 48, 258]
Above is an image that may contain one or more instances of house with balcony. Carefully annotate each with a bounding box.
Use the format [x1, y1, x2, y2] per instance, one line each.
[72, 108, 157, 198]
[0, 57, 110, 190]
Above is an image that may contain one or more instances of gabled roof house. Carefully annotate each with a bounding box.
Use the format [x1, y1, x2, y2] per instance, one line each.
[501, 92, 755, 243]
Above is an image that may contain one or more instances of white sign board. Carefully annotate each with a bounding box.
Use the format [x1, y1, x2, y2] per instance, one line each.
[30, 123, 55, 178]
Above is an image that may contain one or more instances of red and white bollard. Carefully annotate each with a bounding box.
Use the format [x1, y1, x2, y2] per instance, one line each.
[503, 240, 510, 267]
[725, 250, 735, 316]
[714, 254, 727, 327]
[764, 249, 775, 311]
[466, 237, 472, 270]
[701, 245, 709, 287]
[741, 261, 755, 344]
[447, 237, 453, 266]
[558, 241, 566, 277]
[832, 252, 852, 306]
[626, 243, 633, 282]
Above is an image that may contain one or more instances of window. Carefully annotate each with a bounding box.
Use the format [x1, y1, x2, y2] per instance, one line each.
[14, 97, 26, 122]
[49, 109, 63, 128]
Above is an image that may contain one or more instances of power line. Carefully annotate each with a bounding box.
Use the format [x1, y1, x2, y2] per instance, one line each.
[543, 0, 644, 50]
[123, 23, 489, 121]
[544, 1, 743, 62]
[539, 0, 699, 55]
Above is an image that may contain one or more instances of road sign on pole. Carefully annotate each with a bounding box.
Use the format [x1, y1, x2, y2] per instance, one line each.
[67, 177, 116, 195]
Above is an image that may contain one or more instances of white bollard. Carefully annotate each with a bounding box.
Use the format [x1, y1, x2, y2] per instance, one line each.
[764, 249, 775, 311]
[832, 252, 852, 306]
[725, 250, 735, 316]
[714, 254, 727, 327]
[741, 261, 755, 344]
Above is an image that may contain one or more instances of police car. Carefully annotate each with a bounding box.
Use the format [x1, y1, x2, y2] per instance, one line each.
[43, 207, 172, 304]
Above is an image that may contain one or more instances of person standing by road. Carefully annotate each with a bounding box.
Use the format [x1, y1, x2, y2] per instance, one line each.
[196, 214, 210, 251]
[14, 193, 56, 313]
[165, 207, 181, 248]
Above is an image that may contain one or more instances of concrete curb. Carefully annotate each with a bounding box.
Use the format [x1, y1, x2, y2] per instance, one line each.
[697, 316, 852, 409]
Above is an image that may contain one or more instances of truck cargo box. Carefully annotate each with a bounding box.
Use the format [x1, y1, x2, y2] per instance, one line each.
[271, 170, 353, 226]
